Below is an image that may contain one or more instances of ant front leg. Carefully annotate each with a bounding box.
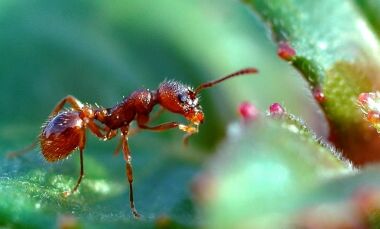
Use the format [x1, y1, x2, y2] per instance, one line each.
[121, 126, 140, 218]
[136, 114, 180, 131]
[137, 114, 198, 144]
[180, 124, 199, 146]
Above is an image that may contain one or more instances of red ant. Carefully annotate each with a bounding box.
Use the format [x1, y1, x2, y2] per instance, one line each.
[10, 68, 257, 218]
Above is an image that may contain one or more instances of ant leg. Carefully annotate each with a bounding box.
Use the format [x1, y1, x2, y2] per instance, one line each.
[7, 140, 38, 158]
[49, 95, 84, 117]
[71, 148, 84, 194]
[63, 129, 86, 197]
[149, 107, 165, 122]
[120, 127, 140, 218]
[116, 123, 148, 156]
[178, 124, 199, 145]
[114, 138, 123, 156]
[138, 122, 180, 131]
[137, 114, 180, 131]
[7, 96, 84, 159]
[122, 113, 175, 156]
[87, 121, 117, 140]
[183, 132, 194, 146]
[137, 114, 197, 145]
[87, 121, 121, 155]
[127, 107, 166, 137]
[140, 121, 199, 144]
[114, 127, 140, 156]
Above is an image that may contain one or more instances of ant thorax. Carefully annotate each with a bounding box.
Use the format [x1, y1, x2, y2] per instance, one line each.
[99, 89, 157, 130]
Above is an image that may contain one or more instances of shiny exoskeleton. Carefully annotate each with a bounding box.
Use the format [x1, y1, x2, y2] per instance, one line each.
[27, 68, 257, 218]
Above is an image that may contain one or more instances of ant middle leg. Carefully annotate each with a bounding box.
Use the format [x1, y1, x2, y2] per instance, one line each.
[113, 111, 172, 156]
[121, 127, 140, 218]
[113, 116, 165, 156]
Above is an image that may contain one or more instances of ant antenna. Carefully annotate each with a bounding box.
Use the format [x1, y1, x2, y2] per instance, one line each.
[194, 68, 258, 94]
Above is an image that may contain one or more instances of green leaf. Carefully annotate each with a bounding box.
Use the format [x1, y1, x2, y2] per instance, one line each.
[0, 136, 203, 228]
[196, 118, 352, 228]
[355, 0, 380, 38]
[243, 0, 380, 165]
[196, 118, 380, 228]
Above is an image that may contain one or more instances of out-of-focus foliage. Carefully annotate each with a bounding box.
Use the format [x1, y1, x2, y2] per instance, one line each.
[2, 0, 380, 228]
[197, 118, 356, 228]
[244, 0, 380, 165]
[355, 0, 380, 38]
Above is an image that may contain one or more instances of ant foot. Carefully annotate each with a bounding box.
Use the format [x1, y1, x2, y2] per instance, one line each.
[6, 150, 28, 159]
[132, 208, 141, 219]
[182, 134, 191, 146]
[178, 124, 198, 134]
[6, 152, 17, 159]
[62, 191, 72, 198]
[5, 142, 37, 159]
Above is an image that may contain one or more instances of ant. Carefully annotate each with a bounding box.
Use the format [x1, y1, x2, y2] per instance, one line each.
[9, 68, 257, 218]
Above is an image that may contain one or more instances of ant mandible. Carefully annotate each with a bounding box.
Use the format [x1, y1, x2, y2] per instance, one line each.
[13, 68, 257, 218]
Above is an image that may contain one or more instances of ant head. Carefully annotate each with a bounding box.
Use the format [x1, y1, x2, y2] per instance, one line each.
[157, 68, 258, 125]
[157, 81, 204, 125]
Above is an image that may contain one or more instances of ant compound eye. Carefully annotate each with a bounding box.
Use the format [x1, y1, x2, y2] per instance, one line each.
[178, 94, 188, 103]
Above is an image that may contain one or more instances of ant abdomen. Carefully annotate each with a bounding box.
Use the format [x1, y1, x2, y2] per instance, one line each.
[40, 111, 84, 162]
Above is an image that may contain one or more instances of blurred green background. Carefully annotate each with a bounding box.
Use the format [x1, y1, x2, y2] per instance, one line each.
[0, 0, 326, 228]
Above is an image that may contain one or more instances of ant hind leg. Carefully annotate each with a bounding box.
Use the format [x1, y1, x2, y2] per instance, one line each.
[50, 95, 84, 117]
[7, 95, 84, 159]
[7, 140, 38, 159]
[63, 129, 86, 197]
